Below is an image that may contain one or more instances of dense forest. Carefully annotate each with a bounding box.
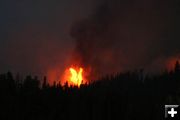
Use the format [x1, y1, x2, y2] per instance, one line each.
[0, 61, 180, 120]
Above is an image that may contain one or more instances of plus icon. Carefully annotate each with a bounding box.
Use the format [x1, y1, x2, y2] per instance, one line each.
[168, 108, 177, 117]
[165, 105, 179, 118]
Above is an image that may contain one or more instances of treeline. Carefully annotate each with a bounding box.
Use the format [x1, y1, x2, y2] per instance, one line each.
[0, 62, 180, 120]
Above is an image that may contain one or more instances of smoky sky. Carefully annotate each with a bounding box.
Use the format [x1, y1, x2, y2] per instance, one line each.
[0, 0, 97, 79]
[71, 0, 180, 80]
[0, 0, 180, 81]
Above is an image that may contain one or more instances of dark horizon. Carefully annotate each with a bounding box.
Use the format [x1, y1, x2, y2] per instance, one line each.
[0, 61, 180, 120]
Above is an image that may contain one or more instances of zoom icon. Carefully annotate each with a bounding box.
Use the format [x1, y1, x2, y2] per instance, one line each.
[165, 105, 179, 119]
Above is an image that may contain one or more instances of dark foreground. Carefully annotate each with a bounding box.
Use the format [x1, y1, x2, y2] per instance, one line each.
[0, 63, 180, 120]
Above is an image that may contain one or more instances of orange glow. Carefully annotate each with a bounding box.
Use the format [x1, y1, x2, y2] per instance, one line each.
[166, 57, 180, 71]
[69, 67, 83, 86]
[62, 66, 87, 87]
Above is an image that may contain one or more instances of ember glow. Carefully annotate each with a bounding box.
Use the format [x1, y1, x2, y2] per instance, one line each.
[166, 56, 180, 71]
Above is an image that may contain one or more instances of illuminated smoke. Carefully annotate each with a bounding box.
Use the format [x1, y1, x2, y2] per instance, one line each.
[70, 0, 180, 80]
[0, 0, 179, 83]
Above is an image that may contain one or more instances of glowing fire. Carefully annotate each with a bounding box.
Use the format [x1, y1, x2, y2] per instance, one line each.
[69, 67, 83, 86]
[62, 67, 86, 87]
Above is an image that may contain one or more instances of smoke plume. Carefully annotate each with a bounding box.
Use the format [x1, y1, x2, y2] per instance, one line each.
[70, 0, 180, 80]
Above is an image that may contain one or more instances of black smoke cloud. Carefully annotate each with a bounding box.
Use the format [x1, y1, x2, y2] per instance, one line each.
[0, 0, 180, 82]
[71, 0, 180, 80]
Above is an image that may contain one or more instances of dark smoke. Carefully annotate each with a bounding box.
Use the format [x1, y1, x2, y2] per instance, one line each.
[71, 0, 180, 80]
[0, 0, 180, 83]
[0, 0, 97, 84]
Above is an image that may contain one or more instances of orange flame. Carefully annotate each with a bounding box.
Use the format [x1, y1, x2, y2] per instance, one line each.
[69, 67, 83, 86]
[62, 66, 89, 87]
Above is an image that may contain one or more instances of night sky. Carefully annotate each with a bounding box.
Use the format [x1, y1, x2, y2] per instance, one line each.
[0, 0, 180, 82]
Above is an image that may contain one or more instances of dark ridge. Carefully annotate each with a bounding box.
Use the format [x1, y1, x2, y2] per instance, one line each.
[0, 61, 180, 120]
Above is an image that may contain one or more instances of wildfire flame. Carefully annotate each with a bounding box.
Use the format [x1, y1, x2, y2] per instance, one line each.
[69, 67, 83, 86]
[62, 67, 85, 87]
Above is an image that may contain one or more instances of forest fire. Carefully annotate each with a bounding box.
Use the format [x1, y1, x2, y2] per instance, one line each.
[63, 66, 87, 87]
[69, 67, 83, 86]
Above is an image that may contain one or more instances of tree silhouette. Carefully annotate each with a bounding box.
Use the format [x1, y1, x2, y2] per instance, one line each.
[0, 62, 179, 120]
